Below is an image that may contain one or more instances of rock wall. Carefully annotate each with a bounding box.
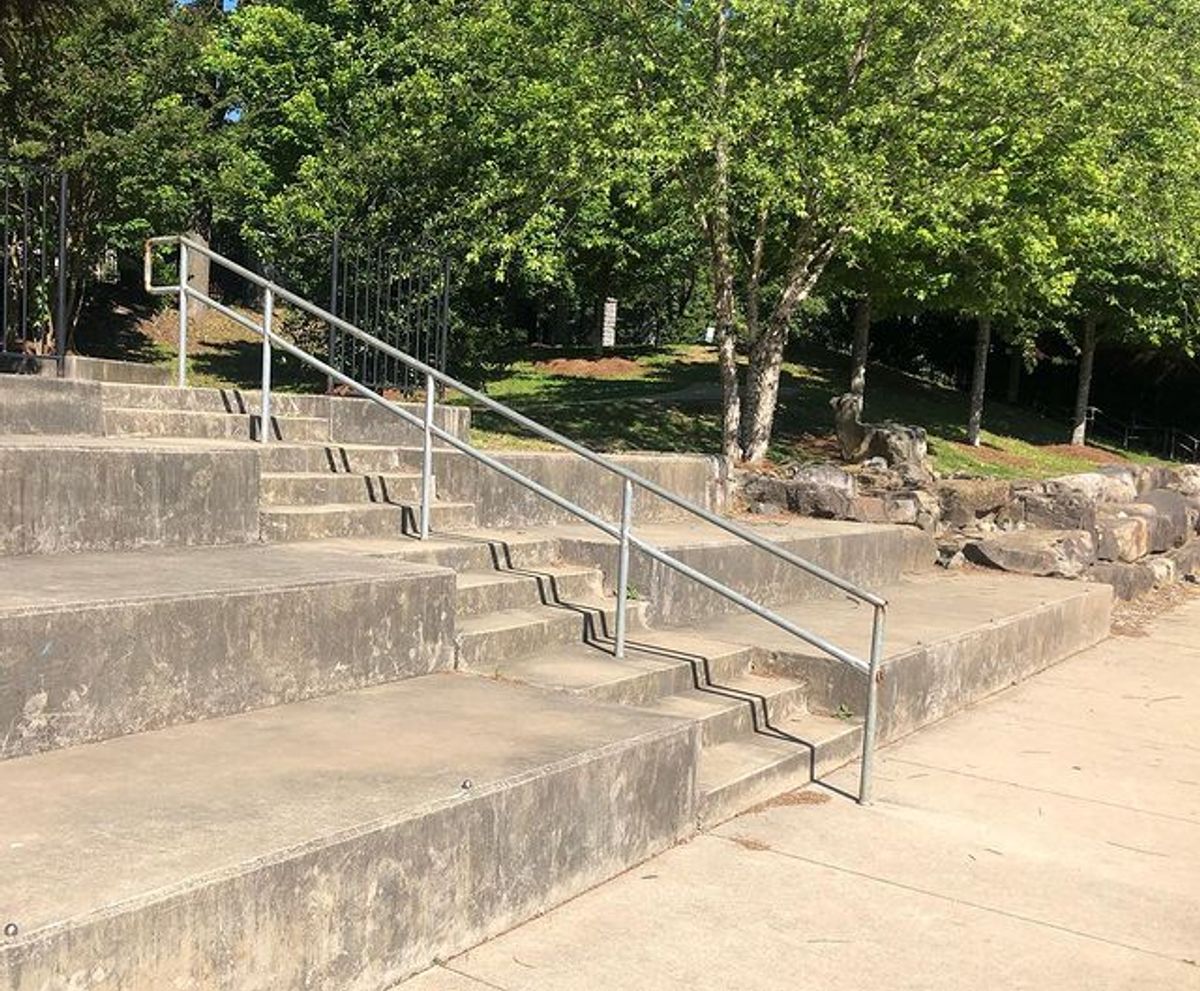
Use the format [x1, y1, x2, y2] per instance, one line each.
[739, 461, 1200, 600]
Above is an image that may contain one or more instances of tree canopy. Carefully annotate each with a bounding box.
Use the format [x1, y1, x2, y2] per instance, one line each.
[3, 0, 1198, 455]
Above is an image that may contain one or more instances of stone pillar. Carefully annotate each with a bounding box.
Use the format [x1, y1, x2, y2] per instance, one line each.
[186, 232, 210, 320]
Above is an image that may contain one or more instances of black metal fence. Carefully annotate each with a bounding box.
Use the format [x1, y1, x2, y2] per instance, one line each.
[328, 233, 450, 394]
[1088, 407, 1200, 462]
[1, 163, 67, 371]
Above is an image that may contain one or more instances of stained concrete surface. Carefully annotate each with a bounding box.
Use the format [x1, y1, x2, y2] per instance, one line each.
[406, 596, 1200, 991]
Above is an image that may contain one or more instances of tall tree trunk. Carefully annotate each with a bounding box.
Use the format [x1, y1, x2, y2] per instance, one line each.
[1005, 347, 1021, 404]
[708, 2, 741, 465]
[741, 235, 840, 463]
[1071, 313, 1097, 446]
[966, 313, 992, 447]
[850, 292, 871, 398]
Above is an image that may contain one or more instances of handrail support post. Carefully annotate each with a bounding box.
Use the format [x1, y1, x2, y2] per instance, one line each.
[419, 371, 435, 540]
[177, 240, 189, 388]
[858, 604, 886, 805]
[614, 479, 633, 658]
[260, 287, 273, 444]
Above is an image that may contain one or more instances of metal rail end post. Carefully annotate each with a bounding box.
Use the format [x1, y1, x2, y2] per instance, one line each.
[614, 479, 634, 658]
[419, 371, 435, 540]
[177, 240, 189, 388]
[260, 287, 273, 444]
[54, 172, 67, 378]
[858, 603, 887, 805]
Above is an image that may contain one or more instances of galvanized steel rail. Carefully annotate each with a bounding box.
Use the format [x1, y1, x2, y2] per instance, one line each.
[146, 235, 888, 804]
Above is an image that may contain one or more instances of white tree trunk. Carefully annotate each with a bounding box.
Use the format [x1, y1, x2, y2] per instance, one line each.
[1071, 313, 1097, 446]
[850, 292, 871, 398]
[966, 314, 992, 447]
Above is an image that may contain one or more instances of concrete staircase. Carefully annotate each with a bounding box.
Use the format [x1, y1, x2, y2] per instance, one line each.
[0, 375, 1114, 990]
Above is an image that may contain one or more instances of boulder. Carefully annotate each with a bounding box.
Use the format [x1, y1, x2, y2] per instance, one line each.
[1132, 489, 1190, 551]
[1167, 541, 1200, 580]
[1050, 471, 1138, 504]
[1094, 513, 1150, 563]
[831, 393, 929, 474]
[936, 479, 1012, 526]
[1172, 464, 1200, 497]
[1019, 487, 1097, 532]
[965, 529, 1096, 579]
[1085, 561, 1157, 601]
[741, 464, 856, 519]
[1146, 556, 1178, 587]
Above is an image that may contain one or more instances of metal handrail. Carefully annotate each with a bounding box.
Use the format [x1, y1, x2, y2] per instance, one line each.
[146, 234, 888, 804]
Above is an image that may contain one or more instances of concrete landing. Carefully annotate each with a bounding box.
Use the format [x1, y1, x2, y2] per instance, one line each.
[0, 543, 457, 756]
[404, 595, 1200, 991]
[0, 674, 696, 990]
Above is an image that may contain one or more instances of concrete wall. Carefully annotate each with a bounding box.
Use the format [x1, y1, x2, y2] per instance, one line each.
[2, 720, 697, 991]
[432, 450, 727, 529]
[329, 394, 471, 445]
[0, 442, 260, 554]
[560, 523, 934, 627]
[0, 377, 104, 435]
[0, 563, 456, 758]
[773, 583, 1112, 744]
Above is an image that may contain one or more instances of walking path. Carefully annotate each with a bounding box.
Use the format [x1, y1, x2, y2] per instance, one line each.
[404, 594, 1200, 991]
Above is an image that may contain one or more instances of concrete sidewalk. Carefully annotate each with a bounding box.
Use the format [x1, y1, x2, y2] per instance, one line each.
[405, 595, 1200, 991]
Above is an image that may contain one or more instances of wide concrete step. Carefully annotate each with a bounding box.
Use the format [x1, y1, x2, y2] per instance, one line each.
[456, 600, 646, 671]
[0, 544, 455, 758]
[455, 565, 604, 618]
[481, 634, 759, 707]
[0, 674, 696, 990]
[100, 382, 331, 416]
[260, 500, 478, 542]
[637, 673, 808, 747]
[103, 406, 330, 442]
[278, 530, 570, 575]
[260, 442, 414, 474]
[697, 713, 863, 827]
[259, 470, 425, 507]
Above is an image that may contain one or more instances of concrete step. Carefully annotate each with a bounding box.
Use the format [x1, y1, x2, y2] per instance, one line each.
[697, 713, 864, 828]
[638, 673, 808, 747]
[481, 635, 759, 707]
[103, 407, 330, 443]
[455, 565, 604, 619]
[260, 501, 478, 542]
[99, 382, 331, 416]
[456, 600, 646, 671]
[259, 471, 425, 507]
[0, 544, 455, 758]
[260, 442, 413, 474]
[0, 674, 695, 990]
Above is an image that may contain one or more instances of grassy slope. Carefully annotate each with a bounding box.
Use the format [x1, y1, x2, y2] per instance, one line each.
[458, 344, 1161, 479]
[100, 300, 1160, 478]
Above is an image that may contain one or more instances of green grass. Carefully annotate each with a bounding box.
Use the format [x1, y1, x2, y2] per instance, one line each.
[457, 343, 1166, 479]
[106, 296, 1164, 479]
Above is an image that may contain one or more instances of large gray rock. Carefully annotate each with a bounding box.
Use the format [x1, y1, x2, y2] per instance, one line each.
[965, 529, 1096, 578]
[936, 479, 1012, 526]
[741, 464, 856, 519]
[1086, 561, 1157, 601]
[1173, 464, 1200, 497]
[831, 393, 928, 473]
[1094, 513, 1150, 563]
[1050, 471, 1138, 504]
[1019, 487, 1097, 532]
[1132, 489, 1190, 551]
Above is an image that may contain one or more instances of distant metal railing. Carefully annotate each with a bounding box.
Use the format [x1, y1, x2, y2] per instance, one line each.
[1, 163, 68, 372]
[145, 234, 889, 804]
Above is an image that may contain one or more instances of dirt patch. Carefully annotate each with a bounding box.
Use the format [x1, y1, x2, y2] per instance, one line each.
[533, 356, 647, 379]
[744, 788, 832, 817]
[1039, 443, 1132, 466]
[1112, 581, 1200, 637]
[944, 441, 1030, 470]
